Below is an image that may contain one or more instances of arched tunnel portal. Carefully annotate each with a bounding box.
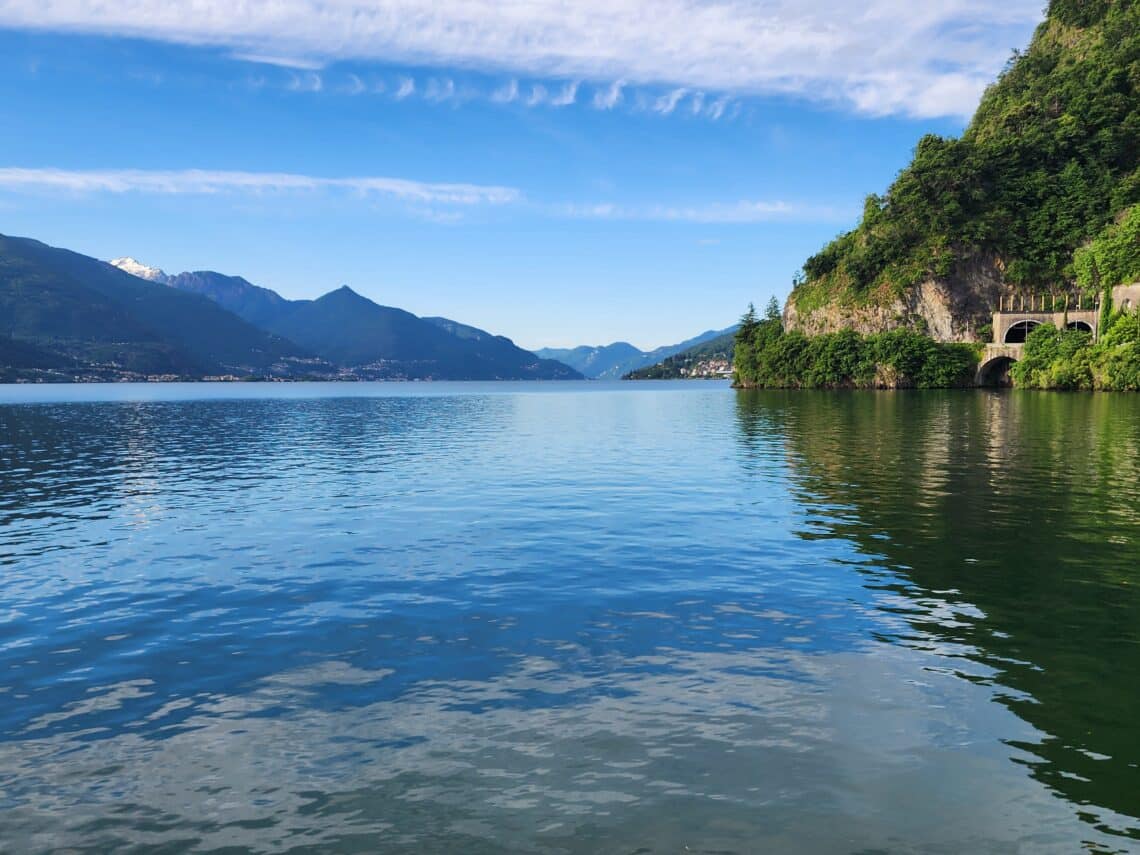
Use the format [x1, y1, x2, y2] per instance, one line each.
[977, 355, 1017, 387]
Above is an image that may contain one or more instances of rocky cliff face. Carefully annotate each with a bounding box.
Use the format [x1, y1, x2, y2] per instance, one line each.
[785, 253, 1015, 342]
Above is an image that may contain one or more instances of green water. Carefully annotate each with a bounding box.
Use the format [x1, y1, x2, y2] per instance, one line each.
[737, 388, 1140, 844]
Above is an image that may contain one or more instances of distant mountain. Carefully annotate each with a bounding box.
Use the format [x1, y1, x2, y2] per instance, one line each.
[265, 286, 483, 373]
[535, 326, 736, 380]
[164, 270, 291, 329]
[422, 317, 582, 380]
[109, 256, 169, 284]
[116, 259, 582, 380]
[1, 234, 314, 380]
[623, 330, 736, 380]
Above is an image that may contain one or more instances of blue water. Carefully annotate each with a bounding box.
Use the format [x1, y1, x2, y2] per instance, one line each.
[1, 381, 1138, 853]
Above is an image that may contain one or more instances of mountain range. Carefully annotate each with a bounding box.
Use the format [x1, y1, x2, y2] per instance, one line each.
[134, 264, 579, 380]
[535, 326, 736, 380]
[2, 235, 311, 380]
[0, 232, 585, 382]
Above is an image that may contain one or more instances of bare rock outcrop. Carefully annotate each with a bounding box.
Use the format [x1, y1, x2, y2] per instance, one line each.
[785, 253, 1015, 343]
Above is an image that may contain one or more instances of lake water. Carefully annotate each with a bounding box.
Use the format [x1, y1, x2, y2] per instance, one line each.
[1, 381, 1138, 853]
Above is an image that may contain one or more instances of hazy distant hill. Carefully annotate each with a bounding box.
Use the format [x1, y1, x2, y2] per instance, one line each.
[422, 317, 583, 380]
[119, 260, 582, 380]
[536, 327, 735, 379]
[624, 330, 736, 379]
[1, 234, 311, 379]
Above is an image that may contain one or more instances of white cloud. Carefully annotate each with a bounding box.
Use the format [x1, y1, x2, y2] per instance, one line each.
[491, 79, 519, 103]
[452, 77, 579, 109]
[560, 199, 849, 224]
[231, 53, 323, 71]
[424, 77, 457, 102]
[286, 71, 322, 92]
[0, 0, 1043, 118]
[342, 73, 365, 95]
[0, 167, 851, 224]
[706, 95, 729, 120]
[525, 84, 548, 106]
[0, 168, 520, 205]
[654, 88, 687, 115]
[593, 81, 624, 110]
[550, 81, 579, 107]
[394, 76, 415, 99]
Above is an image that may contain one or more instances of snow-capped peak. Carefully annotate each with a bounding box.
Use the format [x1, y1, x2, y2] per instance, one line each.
[109, 257, 169, 284]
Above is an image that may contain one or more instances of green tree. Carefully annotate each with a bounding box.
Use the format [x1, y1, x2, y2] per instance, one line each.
[764, 297, 781, 322]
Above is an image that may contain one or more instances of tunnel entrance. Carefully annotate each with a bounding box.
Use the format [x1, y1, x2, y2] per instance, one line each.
[1066, 320, 1094, 333]
[978, 356, 1016, 387]
[1004, 320, 1042, 343]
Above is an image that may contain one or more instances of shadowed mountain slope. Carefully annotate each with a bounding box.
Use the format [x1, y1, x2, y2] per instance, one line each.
[150, 266, 582, 380]
[1, 234, 310, 377]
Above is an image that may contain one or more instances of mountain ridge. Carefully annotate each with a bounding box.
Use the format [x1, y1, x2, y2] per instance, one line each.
[2, 233, 314, 380]
[110, 257, 582, 380]
[536, 327, 735, 379]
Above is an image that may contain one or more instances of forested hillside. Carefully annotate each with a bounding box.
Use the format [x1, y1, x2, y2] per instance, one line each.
[786, 0, 1140, 338]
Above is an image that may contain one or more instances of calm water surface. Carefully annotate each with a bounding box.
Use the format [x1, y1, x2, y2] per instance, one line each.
[1, 381, 1138, 853]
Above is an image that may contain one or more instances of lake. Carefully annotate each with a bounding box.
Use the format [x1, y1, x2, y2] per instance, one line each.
[1, 381, 1138, 853]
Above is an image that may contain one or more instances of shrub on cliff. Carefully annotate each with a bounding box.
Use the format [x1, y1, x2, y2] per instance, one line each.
[1074, 206, 1140, 291]
[733, 322, 977, 389]
[1010, 309, 1140, 390]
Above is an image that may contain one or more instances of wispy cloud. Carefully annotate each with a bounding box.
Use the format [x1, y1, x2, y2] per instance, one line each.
[491, 79, 519, 103]
[559, 199, 850, 224]
[0, 168, 520, 205]
[231, 53, 323, 71]
[550, 81, 578, 107]
[341, 73, 365, 95]
[525, 84, 548, 107]
[394, 76, 415, 99]
[654, 88, 687, 115]
[593, 81, 624, 110]
[0, 166, 850, 224]
[0, 0, 1043, 118]
[424, 77, 456, 103]
[286, 71, 322, 93]
[292, 71, 593, 114]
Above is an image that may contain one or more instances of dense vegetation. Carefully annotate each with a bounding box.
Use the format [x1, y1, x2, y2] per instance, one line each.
[1073, 205, 1140, 291]
[733, 302, 978, 389]
[1011, 309, 1140, 389]
[792, 0, 1140, 313]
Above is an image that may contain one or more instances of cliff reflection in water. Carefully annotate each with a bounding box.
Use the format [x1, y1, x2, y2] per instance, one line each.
[736, 389, 1140, 840]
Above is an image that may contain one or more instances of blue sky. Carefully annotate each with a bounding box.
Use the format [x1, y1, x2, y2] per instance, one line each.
[0, 2, 1043, 350]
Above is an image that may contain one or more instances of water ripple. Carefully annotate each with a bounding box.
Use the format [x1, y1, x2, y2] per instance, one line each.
[1, 382, 1138, 852]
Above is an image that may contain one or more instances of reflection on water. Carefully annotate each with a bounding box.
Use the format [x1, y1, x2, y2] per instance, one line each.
[0, 382, 1137, 852]
[738, 390, 1140, 841]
